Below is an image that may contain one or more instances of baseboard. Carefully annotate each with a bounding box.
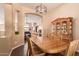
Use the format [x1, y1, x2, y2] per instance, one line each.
[9, 42, 24, 56]
[76, 50, 79, 53]
[0, 53, 9, 56]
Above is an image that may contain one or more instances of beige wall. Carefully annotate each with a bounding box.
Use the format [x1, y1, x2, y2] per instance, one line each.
[8, 4, 34, 55]
[0, 4, 34, 55]
[0, 4, 12, 56]
[12, 4, 35, 48]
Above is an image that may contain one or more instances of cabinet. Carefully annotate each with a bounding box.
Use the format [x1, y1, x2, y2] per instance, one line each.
[51, 17, 73, 41]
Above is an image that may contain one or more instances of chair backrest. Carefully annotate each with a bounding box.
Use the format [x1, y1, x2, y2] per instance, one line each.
[28, 37, 45, 56]
[66, 40, 79, 56]
[27, 37, 35, 56]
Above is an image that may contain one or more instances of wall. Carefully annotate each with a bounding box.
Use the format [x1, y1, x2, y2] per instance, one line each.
[12, 4, 34, 48]
[0, 4, 10, 56]
[0, 4, 34, 55]
[8, 4, 33, 55]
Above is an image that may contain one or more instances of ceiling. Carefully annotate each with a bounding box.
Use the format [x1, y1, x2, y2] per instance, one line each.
[16, 3, 64, 13]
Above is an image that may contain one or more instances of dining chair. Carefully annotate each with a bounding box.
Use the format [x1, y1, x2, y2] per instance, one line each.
[27, 37, 45, 56]
[66, 40, 79, 56]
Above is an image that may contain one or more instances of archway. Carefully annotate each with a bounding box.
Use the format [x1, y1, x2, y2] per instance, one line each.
[24, 13, 43, 42]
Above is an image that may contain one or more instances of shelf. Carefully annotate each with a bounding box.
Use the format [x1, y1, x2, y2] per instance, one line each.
[51, 17, 73, 41]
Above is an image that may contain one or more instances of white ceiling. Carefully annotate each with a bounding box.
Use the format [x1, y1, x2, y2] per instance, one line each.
[16, 3, 64, 12]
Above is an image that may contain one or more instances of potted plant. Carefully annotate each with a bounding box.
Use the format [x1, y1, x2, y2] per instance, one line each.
[15, 31, 19, 35]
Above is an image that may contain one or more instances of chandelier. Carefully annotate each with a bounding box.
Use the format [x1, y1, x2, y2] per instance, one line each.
[35, 3, 47, 14]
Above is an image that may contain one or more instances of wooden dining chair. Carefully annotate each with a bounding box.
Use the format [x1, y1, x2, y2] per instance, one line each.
[27, 37, 45, 56]
[65, 40, 79, 56]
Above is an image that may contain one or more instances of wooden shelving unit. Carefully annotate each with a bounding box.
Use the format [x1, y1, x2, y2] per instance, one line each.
[51, 17, 73, 41]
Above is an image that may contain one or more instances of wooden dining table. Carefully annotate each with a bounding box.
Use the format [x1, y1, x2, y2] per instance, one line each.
[30, 36, 70, 54]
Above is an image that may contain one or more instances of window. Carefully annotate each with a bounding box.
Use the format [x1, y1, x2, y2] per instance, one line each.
[24, 13, 42, 32]
[0, 4, 5, 38]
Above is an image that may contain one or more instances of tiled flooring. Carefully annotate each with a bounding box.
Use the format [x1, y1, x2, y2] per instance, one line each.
[11, 41, 79, 56]
[11, 45, 24, 56]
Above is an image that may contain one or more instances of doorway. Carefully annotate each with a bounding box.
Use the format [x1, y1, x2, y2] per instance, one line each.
[24, 13, 43, 42]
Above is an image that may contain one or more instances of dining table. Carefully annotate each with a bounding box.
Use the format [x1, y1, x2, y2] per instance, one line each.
[30, 36, 70, 54]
